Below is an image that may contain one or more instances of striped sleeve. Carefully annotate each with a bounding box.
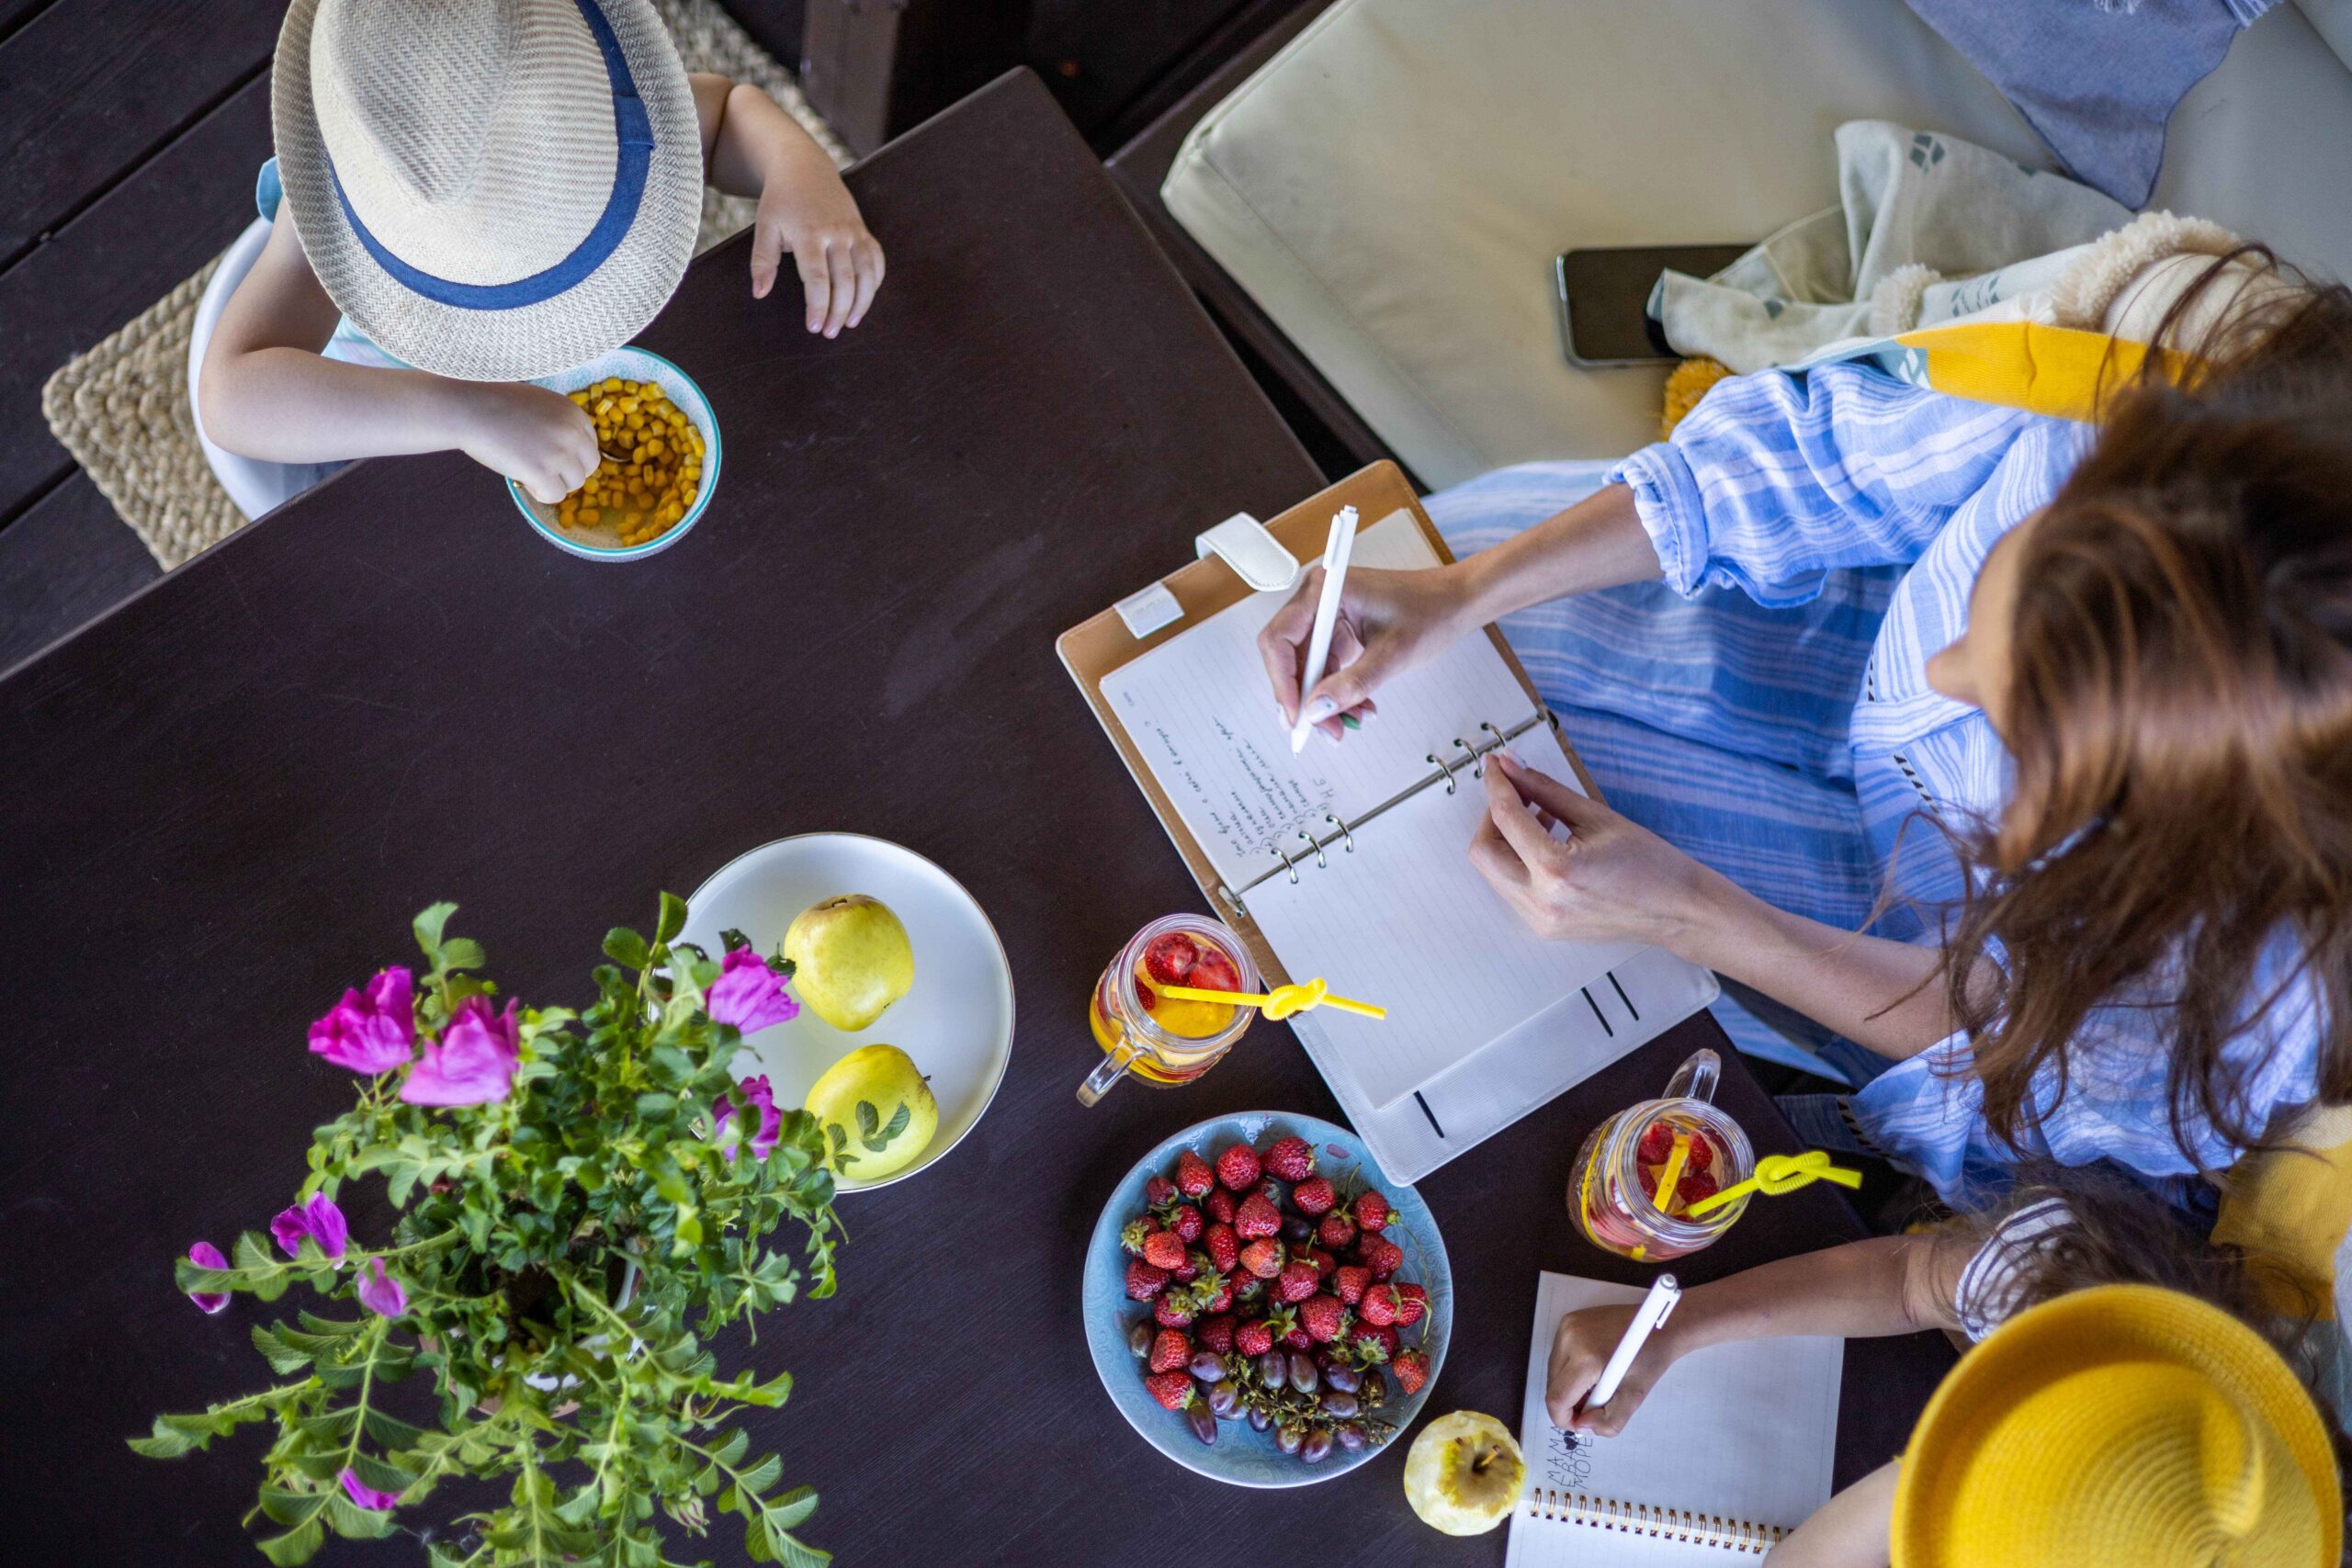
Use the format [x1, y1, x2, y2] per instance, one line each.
[1606, 363, 2041, 605]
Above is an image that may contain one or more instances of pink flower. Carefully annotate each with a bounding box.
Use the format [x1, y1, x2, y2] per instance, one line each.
[186, 1241, 231, 1314]
[340, 1469, 401, 1511]
[707, 947, 799, 1035]
[356, 1258, 408, 1319]
[712, 1074, 782, 1161]
[271, 1193, 349, 1263]
[399, 997, 520, 1107]
[307, 966, 416, 1075]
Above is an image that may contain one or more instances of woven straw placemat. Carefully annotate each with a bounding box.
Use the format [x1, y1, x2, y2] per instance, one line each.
[40, 0, 845, 570]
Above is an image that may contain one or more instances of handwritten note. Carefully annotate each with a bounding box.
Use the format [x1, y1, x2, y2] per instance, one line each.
[1102, 511, 1534, 888]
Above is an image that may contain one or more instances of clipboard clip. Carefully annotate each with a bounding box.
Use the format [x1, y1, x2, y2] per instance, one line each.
[1196, 513, 1302, 593]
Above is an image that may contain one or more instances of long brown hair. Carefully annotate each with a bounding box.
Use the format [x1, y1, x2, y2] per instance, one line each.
[1951, 254, 2352, 1159]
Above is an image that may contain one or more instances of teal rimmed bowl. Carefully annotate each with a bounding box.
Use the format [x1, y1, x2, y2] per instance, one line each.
[505, 346, 721, 562]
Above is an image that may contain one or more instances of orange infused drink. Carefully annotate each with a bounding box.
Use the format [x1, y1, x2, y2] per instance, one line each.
[1078, 915, 1258, 1105]
[556, 378, 705, 549]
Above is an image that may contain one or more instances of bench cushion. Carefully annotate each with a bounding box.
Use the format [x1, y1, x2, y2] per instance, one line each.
[1163, 0, 2352, 488]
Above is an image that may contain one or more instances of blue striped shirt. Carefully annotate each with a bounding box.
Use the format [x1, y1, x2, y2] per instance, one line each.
[1608, 364, 2324, 1197]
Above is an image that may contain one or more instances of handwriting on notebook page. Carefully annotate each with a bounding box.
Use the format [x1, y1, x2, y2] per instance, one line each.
[1102, 510, 1535, 888]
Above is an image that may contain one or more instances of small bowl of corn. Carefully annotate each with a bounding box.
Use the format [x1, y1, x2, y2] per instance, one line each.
[507, 346, 721, 562]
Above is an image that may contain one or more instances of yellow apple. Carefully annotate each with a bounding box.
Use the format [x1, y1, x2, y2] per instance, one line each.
[1403, 1411, 1525, 1535]
[803, 1044, 937, 1181]
[784, 894, 913, 1032]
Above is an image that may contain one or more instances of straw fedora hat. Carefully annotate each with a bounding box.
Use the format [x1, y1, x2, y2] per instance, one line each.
[1892, 1284, 2342, 1567]
[271, 0, 707, 381]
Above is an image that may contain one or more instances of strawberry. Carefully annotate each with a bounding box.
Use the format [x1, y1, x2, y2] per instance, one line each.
[1174, 1149, 1216, 1198]
[1148, 1328, 1193, 1374]
[1299, 1293, 1347, 1343]
[1284, 1326, 1311, 1351]
[1262, 1304, 1299, 1344]
[1305, 1247, 1338, 1282]
[1196, 1269, 1234, 1314]
[1685, 1134, 1714, 1175]
[1263, 1135, 1316, 1182]
[1125, 1259, 1170, 1300]
[1360, 1284, 1403, 1327]
[1153, 1292, 1197, 1328]
[1234, 1319, 1275, 1357]
[1276, 1260, 1320, 1303]
[1214, 1143, 1261, 1192]
[1394, 1280, 1428, 1326]
[1191, 946, 1242, 994]
[1144, 932, 1199, 986]
[1359, 1235, 1404, 1279]
[1235, 1191, 1282, 1240]
[1233, 1274, 1267, 1306]
[1141, 1228, 1186, 1271]
[1333, 1265, 1370, 1305]
[1391, 1348, 1430, 1395]
[1203, 1222, 1239, 1274]
[1317, 1212, 1357, 1249]
[1171, 1256, 1199, 1282]
[1679, 1168, 1721, 1208]
[1144, 1175, 1177, 1209]
[1238, 1238, 1284, 1279]
[1291, 1176, 1337, 1216]
[1170, 1202, 1204, 1244]
[1197, 1314, 1237, 1355]
[1360, 1322, 1400, 1360]
[1637, 1163, 1660, 1200]
[1636, 1121, 1676, 1166]
[1353, 1190, 1391, 1234]
[1120, 1218, 1151, 1257]
[1204, 1186, 1237, 1224]
[1144, 1369, 1193, 1410]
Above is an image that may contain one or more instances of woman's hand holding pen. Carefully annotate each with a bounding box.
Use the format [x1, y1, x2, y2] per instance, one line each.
[1256, 562, 1481, 742]
[1547, 1303, 1682, 1436]
[1470, 754, 1722, 952]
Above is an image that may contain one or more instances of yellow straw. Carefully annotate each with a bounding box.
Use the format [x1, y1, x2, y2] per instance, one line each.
[1683, 1149, 1864, 1219]
[1157, 977, 1387, 1021]
[1651, 1131, 1692, 1213]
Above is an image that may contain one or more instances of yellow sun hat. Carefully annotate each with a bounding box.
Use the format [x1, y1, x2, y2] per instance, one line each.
[1892, 1284, 2341, 1567]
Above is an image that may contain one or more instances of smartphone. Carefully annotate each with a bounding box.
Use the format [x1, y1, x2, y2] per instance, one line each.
[1555, 243, 1749, 367]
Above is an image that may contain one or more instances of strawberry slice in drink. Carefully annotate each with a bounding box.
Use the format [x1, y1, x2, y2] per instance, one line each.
[1189, 946, 1242, 996]
[1143, 932, 1198, 986]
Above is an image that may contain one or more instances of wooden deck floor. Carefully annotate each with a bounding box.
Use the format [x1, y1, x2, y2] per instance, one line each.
[0, 0, 286, 671]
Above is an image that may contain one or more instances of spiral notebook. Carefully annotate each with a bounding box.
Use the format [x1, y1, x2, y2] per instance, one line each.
[1507, 1272, 1842, 1564]
[1057, 463, 1717, 1181]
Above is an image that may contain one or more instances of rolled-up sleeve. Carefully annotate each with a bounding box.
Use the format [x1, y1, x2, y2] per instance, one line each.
[1607, 363, 2044, 605]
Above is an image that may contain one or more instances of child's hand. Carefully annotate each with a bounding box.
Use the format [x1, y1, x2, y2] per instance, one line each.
[749, 166, 885, 338]
[1546, 1303, 1676, 1435]
[456, 383, 600, 505]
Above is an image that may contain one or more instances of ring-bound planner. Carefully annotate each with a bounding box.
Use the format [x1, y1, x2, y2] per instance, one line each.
[1058, 463, 1716, 1181]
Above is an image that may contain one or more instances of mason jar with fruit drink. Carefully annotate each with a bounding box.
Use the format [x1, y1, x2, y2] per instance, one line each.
[1078, 914, 1259, 1105]
[1568, 1049, 1756, 1260]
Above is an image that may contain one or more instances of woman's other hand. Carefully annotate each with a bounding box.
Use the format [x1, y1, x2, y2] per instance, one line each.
[1257, 563, 1477, 741]
[1470, 752, 1719, 950]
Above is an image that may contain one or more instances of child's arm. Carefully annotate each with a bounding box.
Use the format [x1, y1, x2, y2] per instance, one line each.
[690, 73, 884, 336]
[1545, 1234, 1970, 1435]
[198, 218, 599, 502]
[1763, 1461, 1900, 1568]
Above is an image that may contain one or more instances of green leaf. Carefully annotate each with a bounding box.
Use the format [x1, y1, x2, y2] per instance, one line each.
[854, 1101, 879, 1140]
[256, 1517, 326, 1567]
[251, 1325, 313, 1375]
[635, 1092, 678, 1122]
[438, 937, 485, 973]
[879, 1101, 910, 1143]
[734, 1452, 785, 1499]
[412, 902, 457, 960]
[360, 1407, 429, 1450]
[766, 1525, 831, 1568]
[324, 1495, 395, 1540]
[604, 928, 650, 971]
[720, 928, 752, 953]
[763, 1485, 817, 1529]
[655, 892, 688, 946]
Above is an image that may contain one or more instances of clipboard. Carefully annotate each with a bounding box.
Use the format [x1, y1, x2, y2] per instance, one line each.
[1058, 462, 1717, 1181]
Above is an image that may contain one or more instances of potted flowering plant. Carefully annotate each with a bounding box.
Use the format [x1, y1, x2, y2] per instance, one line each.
[131, 898, 841, 1568]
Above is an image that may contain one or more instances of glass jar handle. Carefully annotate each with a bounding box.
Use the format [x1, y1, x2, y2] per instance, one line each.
[1077, 1041, 1136, 1107]
[1663, 1047, 1720, 1107]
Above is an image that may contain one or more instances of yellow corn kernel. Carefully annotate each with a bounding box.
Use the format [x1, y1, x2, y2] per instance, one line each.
[644, 437, 663, 458]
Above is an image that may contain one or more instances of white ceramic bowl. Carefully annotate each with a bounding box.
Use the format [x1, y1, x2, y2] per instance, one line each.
[678, 834, 1015, 1192]
[506, 345, 721, 562]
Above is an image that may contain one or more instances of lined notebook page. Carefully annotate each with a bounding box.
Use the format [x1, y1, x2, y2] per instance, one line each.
[1506, 1273, 1841, 1568]
[1100, 511, 1535, 890]
[1242, 724, 1639, 1110]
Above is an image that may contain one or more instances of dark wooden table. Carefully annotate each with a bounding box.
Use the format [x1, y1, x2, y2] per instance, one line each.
[0, 70, 1949, 1568]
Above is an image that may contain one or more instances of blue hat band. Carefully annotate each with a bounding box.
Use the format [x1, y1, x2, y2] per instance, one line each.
[326, 0, 654, 312]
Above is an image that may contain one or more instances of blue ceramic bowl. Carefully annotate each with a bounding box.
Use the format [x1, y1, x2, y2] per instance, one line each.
[505, 346, 721, 562]
[1082, 1111, 1452, 1487]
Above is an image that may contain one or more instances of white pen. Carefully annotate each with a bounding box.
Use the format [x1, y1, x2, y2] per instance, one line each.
[1287, 503, 1360, 753]
[1580, 1273, 1681, 1416]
